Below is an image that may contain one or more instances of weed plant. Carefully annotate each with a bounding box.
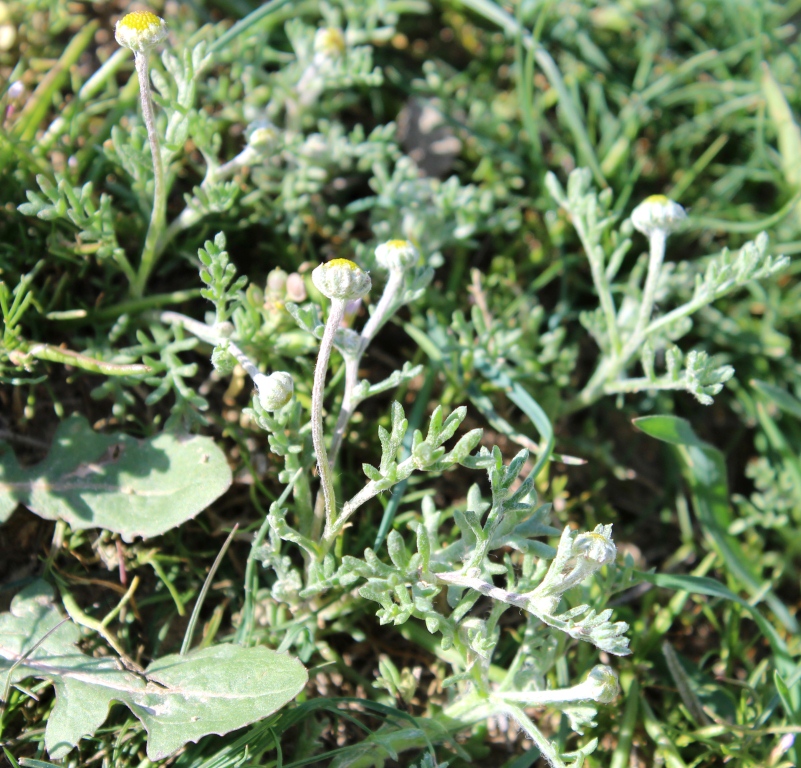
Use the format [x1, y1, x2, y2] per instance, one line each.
[1, 1, 800, 767]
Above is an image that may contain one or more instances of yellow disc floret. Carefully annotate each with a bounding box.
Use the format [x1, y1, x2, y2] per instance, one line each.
[328, 258, 359, 270]
[630, 194, 686, 236]
[314, 27, 346, 59]
[312, 258, 371, 301]
[375, 239, 418, 271]
[115, 10, 167, 53]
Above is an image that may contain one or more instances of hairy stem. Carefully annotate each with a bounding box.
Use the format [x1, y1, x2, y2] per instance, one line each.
[159, 310, 261, 380]
[574, 217, 621, 356]
[159, 146, 258, 252]
[311, 299, 346, 542]
[132, 51, 167, 299]
[633, 229, 667, 340]
[569, 231, 669, 412]
[328, 269, 404, 464]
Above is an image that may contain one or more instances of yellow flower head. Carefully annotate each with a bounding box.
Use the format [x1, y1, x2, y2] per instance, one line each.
[115, 10, 167, 53]
[375, 239, 419, 272]
[312, 258, 371, 301]
[314, 27, 346, 59]
[631, 194, 686, 237]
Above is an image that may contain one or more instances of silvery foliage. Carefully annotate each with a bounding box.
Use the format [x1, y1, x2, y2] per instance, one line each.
[546, 168, 788, 407]
[18, 174, 126, 267]
[250, 384, 630, 765]
[16, 1, 520, 421]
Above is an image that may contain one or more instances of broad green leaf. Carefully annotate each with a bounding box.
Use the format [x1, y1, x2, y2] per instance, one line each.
[0, 581, 307, 761]
[0, 415, 231, 540]
[633, 415, 798, 634]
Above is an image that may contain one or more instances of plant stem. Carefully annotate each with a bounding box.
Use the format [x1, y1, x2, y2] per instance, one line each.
[311, 298, 346, 541]
[314, 270, 406, 546]
[132, 50, 167, 299]
[159, 146, 257, 251]
[159, 310, 261, 379]
[633, 228, 666, 340]
[573, 215, 621, 356]
[568, 231, 670, 412]
[495, 702, 566, 768]
[23, 343, 151, 376]
[238, 468, 303, 646]
[328, 269, 404, 463]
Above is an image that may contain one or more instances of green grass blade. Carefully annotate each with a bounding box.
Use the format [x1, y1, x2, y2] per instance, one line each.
[752, 379, 801, 421]
[474, 356, 554, 476]
[634, 415, 798, 633]
[13, 21, 99, 143]
[452, 0, 607, 186]
[640, 693, 689, 768]
[208, 0, 296, 55]
[634, 570, 793, 673]
[761, 62, 801, 189]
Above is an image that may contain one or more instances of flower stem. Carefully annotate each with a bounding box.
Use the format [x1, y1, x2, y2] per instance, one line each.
[633, 228, 666, 340]
[132, 50, 167, 299]
[311, 298, 346, 541]
[328, 269, 404, 464]
[159, 311, 261, 379]
[569, 229, 669, 412]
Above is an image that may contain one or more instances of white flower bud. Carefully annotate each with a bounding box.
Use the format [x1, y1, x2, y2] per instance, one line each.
[115, 10, 167, 54]
[572, 524, 617, 566]
[7, 80, 25, 100]
[498, 663, 621, 707]
[254, 371, 293, 411]
[374, 239, 419, 272]
[630, 194, 686, 237]
[314, 27, 346, 60]
[285, 273, 307, 302]
[247, 120, 280, 150]
[582, 665, 620, 704]
[213, 321, 234, 339]
[312, 258, 371, 301]
[266, 268, 288, 294]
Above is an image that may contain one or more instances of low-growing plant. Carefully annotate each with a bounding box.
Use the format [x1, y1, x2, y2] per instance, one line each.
[1, 1, 800, 767]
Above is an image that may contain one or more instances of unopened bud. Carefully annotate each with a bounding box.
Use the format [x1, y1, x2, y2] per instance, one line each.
[285, 272, 307, 302]
[631, 195, 686, 237]
[375, 239, 418, 272]
[583, 665, 620, 704]
[247, 120, 280, 149]
[254, 371, 294, 410]
[312, 258, 371, 301]
[314, 27, 345, 60]
[266, 268, 288, 294]
[573, 524, 616, 566]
